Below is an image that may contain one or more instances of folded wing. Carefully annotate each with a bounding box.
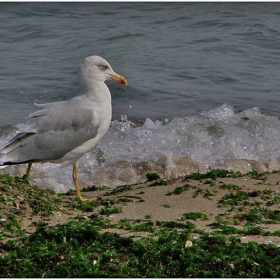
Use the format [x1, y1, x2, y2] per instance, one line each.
[0, 99, 99, 165]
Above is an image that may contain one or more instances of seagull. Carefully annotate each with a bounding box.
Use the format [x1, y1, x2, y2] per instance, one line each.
[0, 55, 127, 201]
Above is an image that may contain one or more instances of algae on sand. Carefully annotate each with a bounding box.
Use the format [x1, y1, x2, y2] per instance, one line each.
[1, 170, 280, 277]
[1, 220, 280, 277]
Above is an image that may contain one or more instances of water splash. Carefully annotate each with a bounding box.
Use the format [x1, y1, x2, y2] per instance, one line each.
[2, 104, 280, 193]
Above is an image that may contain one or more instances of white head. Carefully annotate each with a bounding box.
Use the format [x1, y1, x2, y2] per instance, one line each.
[79, 55, 127, 91]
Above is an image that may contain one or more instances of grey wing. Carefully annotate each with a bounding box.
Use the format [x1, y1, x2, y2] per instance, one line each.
[0, 100, 99, 164]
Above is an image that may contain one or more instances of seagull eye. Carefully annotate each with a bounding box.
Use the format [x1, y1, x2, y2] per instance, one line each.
[99, 65, 108, 71]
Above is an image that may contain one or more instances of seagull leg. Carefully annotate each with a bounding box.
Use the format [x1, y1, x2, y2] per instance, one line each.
[72, 164, 96, 202]
[25, 163, 32, 177]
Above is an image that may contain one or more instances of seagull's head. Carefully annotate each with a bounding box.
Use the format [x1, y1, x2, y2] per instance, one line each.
[79, 55, 127, 90]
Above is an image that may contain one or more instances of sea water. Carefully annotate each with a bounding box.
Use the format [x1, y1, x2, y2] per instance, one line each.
[0, 3, 280, 192]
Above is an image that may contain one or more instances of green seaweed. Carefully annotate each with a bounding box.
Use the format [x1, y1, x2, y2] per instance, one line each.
[1, 221, 280, 277]
[181, 212, 208, 221]
[146, 172, 161, 181]
[219, 191, 249, 206]
[166, 184, 190, 195]
[150, 178, 168, 186]
[104, 185, 132, 196]
[146, 173, 168, 186]
[99, 206, 122, 216]
[2, 172, 280, 277]
[185, 169, 241, 180]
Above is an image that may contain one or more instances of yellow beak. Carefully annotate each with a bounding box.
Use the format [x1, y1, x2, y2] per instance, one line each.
[110, 73, 128, 85]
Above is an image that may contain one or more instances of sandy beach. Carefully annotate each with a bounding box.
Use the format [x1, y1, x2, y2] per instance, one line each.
[1, 169, 280, 245]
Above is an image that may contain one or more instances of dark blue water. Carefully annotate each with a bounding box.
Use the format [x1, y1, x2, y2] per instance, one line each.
[0, 2, 280, 126]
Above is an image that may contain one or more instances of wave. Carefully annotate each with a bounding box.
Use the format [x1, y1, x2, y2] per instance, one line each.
[2, 104, 280, 193]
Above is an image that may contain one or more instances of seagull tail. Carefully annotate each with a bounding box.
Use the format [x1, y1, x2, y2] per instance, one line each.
[0, 132, 35, 166]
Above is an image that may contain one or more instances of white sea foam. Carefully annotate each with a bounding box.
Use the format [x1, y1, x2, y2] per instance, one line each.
[2, 104, 280, 193]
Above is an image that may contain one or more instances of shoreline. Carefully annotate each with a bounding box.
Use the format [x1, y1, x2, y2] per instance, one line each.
[1, 169, 280, 244]
[1, 169, 280, 276]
